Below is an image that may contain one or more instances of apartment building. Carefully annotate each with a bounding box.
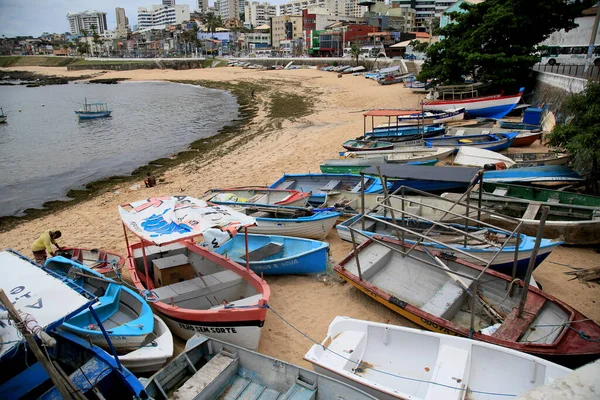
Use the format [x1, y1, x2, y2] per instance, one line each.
[197, 0, 210, 13]
[271, 15, 303, 48]
[137, 4, 191, 30]
[390, 0, 455, 31]
[280, 0, 348, 17]
[66, 10, 108, 35]
[115, 7, 129, 38]
[245, 2, 277, 28]
[215, 0, 240, 21]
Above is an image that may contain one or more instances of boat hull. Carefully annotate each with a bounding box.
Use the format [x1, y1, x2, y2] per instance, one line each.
[320, 160, 437, 174]
[424, 91, 523, 119]
[60, 247, 125, 277]
[425, 133, 516, 153]
[511, 132, 542, 147]
[248, 212, 340, 240]
[75, 111, 112, 119]
[119, 315, 174, 374]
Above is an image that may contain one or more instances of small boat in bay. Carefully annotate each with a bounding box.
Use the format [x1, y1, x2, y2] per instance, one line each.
[58, 246, 125, 277]
[336, 213, 560, 276]
[142, 334, 377, 400]
[305, 317, 571, 400]
[269, 173, 389, 205]
[342, 139, 394, 152]
[75, 98, 112, 119]
[202, 187, 310, 207]
[454, 146, 517, 168]
[0, 107, 6, 123]
[505, 152, 570, 167]
[210, 233, 329, 275]
[334, 236, 600, 367]
[44, 255, 155, 351]
[120, 196, 270, 349]
[424, 132, 518, 152]
[424, 88, 524, 119]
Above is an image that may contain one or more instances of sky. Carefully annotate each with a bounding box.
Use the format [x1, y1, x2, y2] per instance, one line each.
[0, 0, 279, 38]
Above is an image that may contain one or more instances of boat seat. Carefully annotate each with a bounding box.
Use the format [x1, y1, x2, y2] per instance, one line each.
[547, 195, 560, 204]
[320, 180, 342, 191]
[174, 352, 238, 400]
[522, 202, 541, 220]
[280, 379, 317, 400]
[349, 181, 365, 193]
[423, 345, 469, 400]
[593, 211, 600, 221]
[323, 330, 366, 372]
[209, 294, 263, 310]
[420, 279, 465, 318]
[278, 180, 296, 190]
[248, 211, 272, 218]
[492, 188, 508, 196]
[493, 293, 546, 342]
[454, 129, 465, 136]
[242, 242, 284, 261]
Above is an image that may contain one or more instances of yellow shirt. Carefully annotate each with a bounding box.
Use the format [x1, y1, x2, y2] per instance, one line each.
[32, 231, 56, 254]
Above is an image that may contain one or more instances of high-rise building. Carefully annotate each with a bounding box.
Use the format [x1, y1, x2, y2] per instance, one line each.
[280, 0, 347, 17]
[198, 0, 209, 13]
[163, 0, 176, 6]
[271, 14, 303, 48]
[390, 0, 456, 31]
[245, 2, 277, 28]
[137, 4, 191, 29]
[115, 7, 129, 38]
[66, 10, 108, 35]
[215, 0, 240, 21]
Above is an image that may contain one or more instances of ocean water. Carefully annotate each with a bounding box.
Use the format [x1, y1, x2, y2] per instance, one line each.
[0, 81, 239, 217]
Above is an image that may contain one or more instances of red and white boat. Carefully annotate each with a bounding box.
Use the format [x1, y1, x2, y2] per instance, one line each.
[119, 196, 271, 350]
[201, 187, 310, 207]
[424, 88, 524, 119]
[59, 247, 125, 277]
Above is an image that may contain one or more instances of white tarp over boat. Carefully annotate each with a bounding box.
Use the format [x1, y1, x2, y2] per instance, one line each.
[378, 66, 400, 74]
[0, 250, 92, 357]
[119, 196, 256, 245]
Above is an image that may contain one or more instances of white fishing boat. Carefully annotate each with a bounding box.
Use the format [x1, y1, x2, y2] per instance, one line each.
[305, 317, 571, 400]
[454, 146, 516, 168]
[345, 146, 454, 160]
[202, 187, 311, 207]
[119, 315, 174, 374]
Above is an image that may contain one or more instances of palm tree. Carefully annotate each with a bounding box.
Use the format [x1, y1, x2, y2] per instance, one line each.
[204, 12, 223, 58]
[350, 43, 361, 67]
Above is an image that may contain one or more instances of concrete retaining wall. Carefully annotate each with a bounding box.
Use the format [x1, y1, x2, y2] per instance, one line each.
[532, 71, 588, 114]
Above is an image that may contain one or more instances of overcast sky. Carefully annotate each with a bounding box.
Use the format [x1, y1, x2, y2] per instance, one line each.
[0, 0, 287, 37]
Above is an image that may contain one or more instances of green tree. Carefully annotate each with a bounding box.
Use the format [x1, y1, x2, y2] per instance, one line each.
[77, 42, 90, 55]
[350, 43, 361, 66]
[409, 40, 429, 53]
[548, 82, 600, 193]
[419, 0, 593, 87]
[204, 12, 223, 58]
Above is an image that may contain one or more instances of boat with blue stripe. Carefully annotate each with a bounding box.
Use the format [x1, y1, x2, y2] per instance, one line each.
[269, 173, 390, 205]
[482, 165, 584, 184]
[44, 256, 155, 351]
[424, 132, 518, 152]
[424, 88, 524, 119]
[75, 98, 112, 119]
[210, 234, 329, 275]
[365, 125, 446, 139]
[336, 214, 561, 276]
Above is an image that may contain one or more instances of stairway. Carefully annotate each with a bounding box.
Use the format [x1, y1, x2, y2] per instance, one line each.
[220, 375, 317, 400]
[405, 61, 419, 75]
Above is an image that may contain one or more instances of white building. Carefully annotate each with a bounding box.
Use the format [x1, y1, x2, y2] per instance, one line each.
[66, 10, 108, 35]
[198, 0, 210, 13]
[391, 0, 456, 31]
[280, 0, 346, 17]
[215, 0, 239, 21]
[137, 4, 191, 29]
[163, 0, 176, 5]
[245, 2, 277, 28]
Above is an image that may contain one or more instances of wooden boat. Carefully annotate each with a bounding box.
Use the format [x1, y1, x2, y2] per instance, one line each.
[210, 233, 329, 275]
[334, 237, 600, 367]
[482, 165, 583, 184]
[120, 196, 270, 349]
[45, 255, 155, 351]
[499, 120, 541, 131]
[0, 107, 6, 123]
[0, 250, 146, 399]
[58, 247, 125, 277]
[202, 187, 310, 207]
[424, 88, 524, 119]
[269, 173, 389, 205]
[0, 330, 147, 399]
[443, 192, 600, 245]
[75, 98, 112, 119]
[424, 133, 518, 152]
[119, 315, 174, 374]
[305, 317, 571, 400]
[345, 146, 453, 160]
[343, 139, 394, 152]
[454, 146, 516, 168]
[506, 152, 571, 167]
[395, 108, 465, 125]
[481, 182, 600, 208]
[142, 335, 377, 400]
[336, 214, 561, 276]
[446, 126, 521, 136]
[511, 131, 542, 147]
[320, 159, 437, 174]
[227, 204, 341, 240]
[365, 125, 445, 140]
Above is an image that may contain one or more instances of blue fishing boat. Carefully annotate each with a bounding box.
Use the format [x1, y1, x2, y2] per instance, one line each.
[269, 173, 390, 205]
[0, 250, 147, 399]
[336, 214, 561, 276]
[365, 125, 446, 139]
[482, 165, 584, 184]
[44, 256, 155, 351]
[75, 98, 112, 119]
[210, 234, 329, 275]
[424, 132, 518, 152]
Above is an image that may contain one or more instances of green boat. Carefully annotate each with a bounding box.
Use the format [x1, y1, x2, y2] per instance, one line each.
[482, 182, 600, 208]
[320, 159, 437, 174]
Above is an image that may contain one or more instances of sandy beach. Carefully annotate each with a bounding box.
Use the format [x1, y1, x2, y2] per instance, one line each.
[1, 65, 598, 368]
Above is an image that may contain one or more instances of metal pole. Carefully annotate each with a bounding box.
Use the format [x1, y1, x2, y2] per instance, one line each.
[122, 223, 132, 258]
[477, 171, 483, 226]
[361, 173, 366, 230]
[141, 240, 151, 291]
[464, 190, 470, 248]
[349, 228, 363, 281]
[584, 3, 600, 74]
[470, 280, 478, 335]
[89, 305, 123, 370]
[401, 186, 406, 247]
[517, 207, 549, 318]
[509, 223, 523, 295]
[245, 226, 250, 270]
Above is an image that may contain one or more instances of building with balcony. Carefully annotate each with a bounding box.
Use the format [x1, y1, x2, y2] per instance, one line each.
[137, 4, 191, 30]
[271, 15, 303, 48]
[115, 7, 130, 38]
[66, 10, 108, 35]
[245, 2, 277, 28]
[215, 0, 240, 21]
[280, 0, 348, 17]
[390, 0, 459, 31]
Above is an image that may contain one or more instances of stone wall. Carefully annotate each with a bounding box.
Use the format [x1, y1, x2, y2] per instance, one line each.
[67, 60, 204, 71]
[532, 71, 588, 115]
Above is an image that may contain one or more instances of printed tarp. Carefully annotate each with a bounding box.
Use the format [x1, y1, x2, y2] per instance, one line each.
[119, 196, 256, 245]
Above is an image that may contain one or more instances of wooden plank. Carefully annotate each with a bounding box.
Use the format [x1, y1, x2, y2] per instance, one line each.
[320, 180, 341, 191]
[521, 202, 541, 220]
[493, 293, 546, 342]
[241, 243, 284, 262]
